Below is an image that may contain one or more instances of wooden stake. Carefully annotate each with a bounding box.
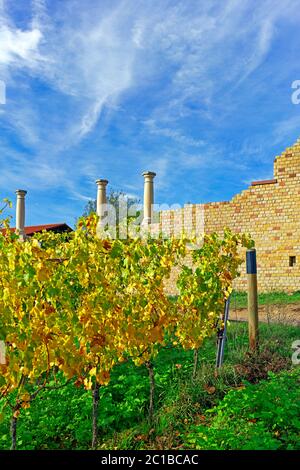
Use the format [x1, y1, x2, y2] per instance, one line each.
[246, 249, 259, 351]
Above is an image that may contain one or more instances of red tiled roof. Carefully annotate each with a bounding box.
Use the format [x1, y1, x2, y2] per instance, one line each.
[1, 223, 72, 236]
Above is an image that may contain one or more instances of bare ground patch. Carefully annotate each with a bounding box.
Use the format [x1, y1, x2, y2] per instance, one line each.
[231, 303, 300, 326]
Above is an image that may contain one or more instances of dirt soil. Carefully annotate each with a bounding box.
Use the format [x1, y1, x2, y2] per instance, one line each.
[231, 303, 300, 326]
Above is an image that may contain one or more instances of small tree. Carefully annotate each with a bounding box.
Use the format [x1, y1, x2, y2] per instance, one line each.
[82, 189, 140, 222]
[176, 229, 254, 378]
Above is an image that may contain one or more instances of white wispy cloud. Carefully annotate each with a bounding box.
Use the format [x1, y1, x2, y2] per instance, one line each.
[1, 0, 298, 152]
[272, 116, 300, 145]
[0, 0, 139, 149]
[0, 0, 44, 70]
[1, 0, 300, 224]
[0, 27, 42, 65]
[143, 119, 205, 148]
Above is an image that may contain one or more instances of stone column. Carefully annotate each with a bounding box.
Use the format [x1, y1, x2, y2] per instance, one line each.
[15, 189, 27, 241]
[96, 179, 108, 220]
[142, 171, 156, 225]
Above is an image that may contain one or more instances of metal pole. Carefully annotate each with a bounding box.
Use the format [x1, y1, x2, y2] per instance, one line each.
[246, 248, 259, 351]
[216, 296, 230, 368]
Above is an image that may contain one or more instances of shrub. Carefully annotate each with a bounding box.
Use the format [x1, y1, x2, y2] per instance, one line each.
[235, 348, 290, 383]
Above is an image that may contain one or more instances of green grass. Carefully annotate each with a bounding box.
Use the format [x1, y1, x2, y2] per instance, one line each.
[0, 321, 299, 450]
[231, 290, 300, 308]
[184, 368, 300, 450]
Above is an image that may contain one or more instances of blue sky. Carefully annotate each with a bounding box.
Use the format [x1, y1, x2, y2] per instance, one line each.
[0, 0, 300, 228]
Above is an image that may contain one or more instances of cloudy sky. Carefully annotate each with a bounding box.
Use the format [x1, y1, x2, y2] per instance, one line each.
[0, 0, 300, 227]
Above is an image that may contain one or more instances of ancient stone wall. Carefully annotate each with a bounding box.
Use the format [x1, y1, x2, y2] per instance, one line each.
[155, 139, 300, 294]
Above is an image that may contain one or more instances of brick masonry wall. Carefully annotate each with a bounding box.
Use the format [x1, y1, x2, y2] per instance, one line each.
[154, 139, 300, 294]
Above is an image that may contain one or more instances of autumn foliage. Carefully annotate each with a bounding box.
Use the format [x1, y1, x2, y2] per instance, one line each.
[0, 205, 253, 448]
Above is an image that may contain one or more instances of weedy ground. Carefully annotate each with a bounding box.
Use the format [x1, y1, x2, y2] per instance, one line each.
[0, 321, 299, 450]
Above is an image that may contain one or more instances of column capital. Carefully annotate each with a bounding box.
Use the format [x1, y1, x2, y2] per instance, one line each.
[15, 189, 27, 197]
[142, 171, 156, 179]
[96, 179, 108, 187]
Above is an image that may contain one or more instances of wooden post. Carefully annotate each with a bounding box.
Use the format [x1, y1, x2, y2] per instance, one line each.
[246, 248, 259, 351]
